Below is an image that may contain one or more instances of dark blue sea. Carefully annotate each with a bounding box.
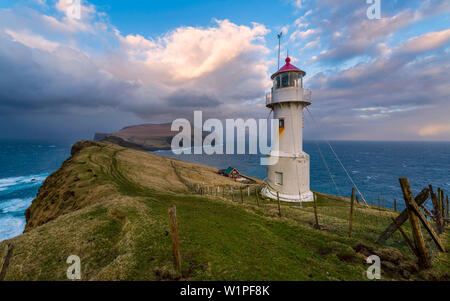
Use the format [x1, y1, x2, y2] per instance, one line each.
[0, 140, 449, 242]
[0, 141, 70, 242]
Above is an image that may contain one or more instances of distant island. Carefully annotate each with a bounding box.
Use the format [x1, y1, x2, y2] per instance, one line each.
[94, 123, 174, 151]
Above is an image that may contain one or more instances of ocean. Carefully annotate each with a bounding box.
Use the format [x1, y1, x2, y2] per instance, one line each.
[0, 141, 70, 242]
[0, 140, 448, 242]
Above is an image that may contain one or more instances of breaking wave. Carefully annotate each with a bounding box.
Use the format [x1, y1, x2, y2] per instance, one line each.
[0, 174, 48, 194]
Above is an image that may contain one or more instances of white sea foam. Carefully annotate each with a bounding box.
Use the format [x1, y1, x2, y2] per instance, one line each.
[0, 174, 49, 241]
[0, 215, 26, 242]
[0, 173, 48, 193]
[0, 198, 34, 213]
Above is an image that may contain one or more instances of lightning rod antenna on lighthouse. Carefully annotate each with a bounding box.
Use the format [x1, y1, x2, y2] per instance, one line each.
[277, 32, 283, 70]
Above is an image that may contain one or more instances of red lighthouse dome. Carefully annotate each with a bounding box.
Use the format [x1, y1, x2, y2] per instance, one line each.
[271, 57, 306, 79]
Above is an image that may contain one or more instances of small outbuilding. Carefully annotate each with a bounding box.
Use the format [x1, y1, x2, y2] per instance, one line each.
[219, 167, 241, 179]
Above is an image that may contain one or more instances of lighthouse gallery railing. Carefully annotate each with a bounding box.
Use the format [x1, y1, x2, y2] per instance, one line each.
[265, 88, 312, 106]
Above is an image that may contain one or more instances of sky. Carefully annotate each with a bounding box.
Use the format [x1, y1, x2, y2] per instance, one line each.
[0, 0, 449, 143]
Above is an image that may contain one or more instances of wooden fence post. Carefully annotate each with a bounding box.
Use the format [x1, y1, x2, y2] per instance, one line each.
[240, 187, 244, 203]
[447, 195, 450, 218]
[313, 193, 320, 229]
[399, 178, 431, 270]
[394, 199, 397, 212]
[440, 189, 446, 231]
[168, 206, 182, 274]
[430, 185, 443, 234]
[391, 218, 417, 258]
[277, 192, 282, 217]
[402, 189, 446, 252]
[248, 187, 250, 197]
[349, 188, 355, 237]
[422, 205, 433, 219]
[231, 187, 235, 202]
[376, 188, 429, 244]
[255, 189, 260, 207]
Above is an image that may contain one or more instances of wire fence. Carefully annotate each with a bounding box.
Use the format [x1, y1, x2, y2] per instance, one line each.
[191, 182, 448, 262]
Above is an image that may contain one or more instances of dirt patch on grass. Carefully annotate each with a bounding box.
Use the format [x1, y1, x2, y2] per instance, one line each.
[353, 242, 418, 280]
[337, 251, 356, 263]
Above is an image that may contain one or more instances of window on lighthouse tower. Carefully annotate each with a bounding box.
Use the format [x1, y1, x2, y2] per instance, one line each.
[281, 73, 289, 88]
[275, 172, 283, 186]
[289, 73, 298, 87]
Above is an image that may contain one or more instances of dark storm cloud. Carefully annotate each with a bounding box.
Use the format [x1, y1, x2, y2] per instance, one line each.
[0, 31, 137, 113]
[166, 91, 221, 108]
[0, 5, 271, 141]
[303, 29, 450, 141]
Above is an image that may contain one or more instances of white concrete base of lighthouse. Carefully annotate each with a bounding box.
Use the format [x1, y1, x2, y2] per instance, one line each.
[261, 186, 314, 203]
[263, 153, 313, 203]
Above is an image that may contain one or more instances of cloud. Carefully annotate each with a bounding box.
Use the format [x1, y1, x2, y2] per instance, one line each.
[295, 0, 450, 63]
[294, 0, 303, 9]
[290, 28, 318, 41]
[33, 0, 48, 7]
[166, 90, 221, 108]
[117, 19, 269, 81]
[0, 3, 271, 131]
[301, 38, 320, 50]
[55, 0, 96, 16]
[419, 124, 450, 137]
[304, 27, 450, 140]
[353, 105, 425, 119]
[4, 29, 60, 51]
[397, 29, 450, 55]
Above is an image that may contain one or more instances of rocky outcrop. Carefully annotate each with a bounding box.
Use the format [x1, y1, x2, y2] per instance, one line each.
[101, 135, 147, 151]
[71, 140, 102, 156]
[93, 132, 110, 142]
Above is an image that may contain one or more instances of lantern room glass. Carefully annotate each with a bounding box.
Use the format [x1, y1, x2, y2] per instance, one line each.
[273, 72, 303, 90]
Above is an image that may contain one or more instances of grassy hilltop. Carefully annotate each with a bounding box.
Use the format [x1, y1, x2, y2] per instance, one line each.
[0, 141, 448, 281]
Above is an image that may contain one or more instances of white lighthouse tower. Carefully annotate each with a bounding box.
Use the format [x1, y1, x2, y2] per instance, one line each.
[262, 57, 314, 203]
